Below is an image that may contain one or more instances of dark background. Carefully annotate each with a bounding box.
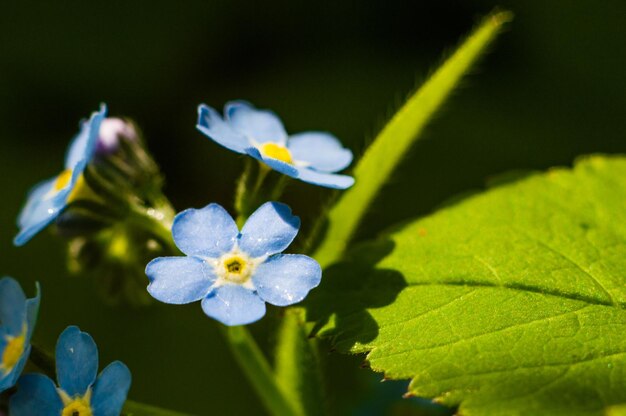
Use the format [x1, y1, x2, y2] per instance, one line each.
[1, 1, 625, 414]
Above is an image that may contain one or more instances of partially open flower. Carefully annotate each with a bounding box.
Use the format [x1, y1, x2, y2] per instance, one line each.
[14, 105, 107, 246]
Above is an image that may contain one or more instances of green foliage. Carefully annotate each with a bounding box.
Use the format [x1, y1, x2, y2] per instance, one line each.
[308, 156, 626, 415]
[313, 10, 512, 269]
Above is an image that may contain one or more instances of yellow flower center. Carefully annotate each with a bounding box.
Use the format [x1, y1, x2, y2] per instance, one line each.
[1, 326, 26, 373]
[54, 169, 74, 191]
[221, 255, 252, 284]
[60, 389, 93, 416]
[260, 143, 293, 164]
[61, 398, 93, 416]
[225, 257, 245, 274]
[48, 169, 88, 203]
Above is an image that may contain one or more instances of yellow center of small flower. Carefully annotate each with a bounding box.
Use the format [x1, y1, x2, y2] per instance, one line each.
[260, 143, 293, 164]
[221, 255, 251, 284]
[1, 327, 26, 373]
[225, 257, 245, 274]
[47, 169, 88, 203]
[60, 389, 93, 416]
[61, 398, 93, 416]
[54, 169, 74, 191]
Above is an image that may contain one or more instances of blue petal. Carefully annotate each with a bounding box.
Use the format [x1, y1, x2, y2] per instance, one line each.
[25, 282, 41, 340]
[0, 277, 27, 335]
[146, 257, 216, 304]
[253, 254, 322, 306]
[0, 344, 31, 392]
[201, 285, 266, 326]
[172, 203, 239, 258]
[225, 101, 288, 145]
[245, 147, 299, 177]
[91, 361, 132, 416]
[17, 177, 56, 229]
[239, 202, 300, 258]
[244, 147, 354, 189]
[65, 104, 107, 169]
[14, 177, 65, 246]
[288, 132, 353, 172]
[294, 166, 355, 189]
[197, 104, 250, 154]
[9, 374, 64, 416]
[56, 326, 98, 397]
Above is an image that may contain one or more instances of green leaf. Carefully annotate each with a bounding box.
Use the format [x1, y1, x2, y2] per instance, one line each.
[274, 308, 327, 416]
[312, 10, 512, 269]
[307, 156, 626, 415]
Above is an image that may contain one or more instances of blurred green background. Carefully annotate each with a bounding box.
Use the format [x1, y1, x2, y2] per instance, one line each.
[1, 1, 625, 414]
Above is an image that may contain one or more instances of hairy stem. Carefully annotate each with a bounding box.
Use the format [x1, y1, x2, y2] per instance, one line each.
[312, 10, 513, 268]
[222, 325, 300, 416]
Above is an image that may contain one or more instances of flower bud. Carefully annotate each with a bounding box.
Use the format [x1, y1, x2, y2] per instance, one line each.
[96, 118, 138, 155]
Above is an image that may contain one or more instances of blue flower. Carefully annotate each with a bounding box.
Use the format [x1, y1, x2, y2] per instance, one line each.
[196, 101, 355, 189]
[14, 105, 107, 246]
[146, 201, 322, 326]
[0, 277, 40, 393]
[10, 326, 131, 416]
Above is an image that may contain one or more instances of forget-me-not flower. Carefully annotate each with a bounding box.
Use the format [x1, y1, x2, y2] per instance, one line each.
[196, 101, 355, 189]
[10, 326, 131, 416]
[146, 201, 322, 326]
[14, 105, 107, 246]
[0, 277, 40, 393]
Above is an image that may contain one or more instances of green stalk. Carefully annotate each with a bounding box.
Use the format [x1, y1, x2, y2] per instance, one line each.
[312, 10, 512, 268]
[235, 160, 272, 227]
[274, 308, 326, 416]
[222, 326, 300, 416]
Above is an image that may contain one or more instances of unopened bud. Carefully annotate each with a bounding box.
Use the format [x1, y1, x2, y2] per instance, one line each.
[96, 118, 137, 154]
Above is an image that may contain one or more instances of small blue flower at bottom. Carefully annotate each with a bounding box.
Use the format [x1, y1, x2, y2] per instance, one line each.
[146, 201, 322, 326]
[10, 326, 131, 416]
[0, 277, 40, 393]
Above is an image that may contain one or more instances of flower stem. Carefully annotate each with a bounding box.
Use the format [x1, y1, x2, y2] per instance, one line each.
[235, 160, 272, 227]
[29, 343, 56, 378]
[221, 325, 300, 416]
[269, 175, 290, 201]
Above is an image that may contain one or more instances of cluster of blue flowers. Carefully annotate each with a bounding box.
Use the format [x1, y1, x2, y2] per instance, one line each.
[0, 278, 131, 415]
[16, 102, 353, 324]
[10, 101, 353, 413]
